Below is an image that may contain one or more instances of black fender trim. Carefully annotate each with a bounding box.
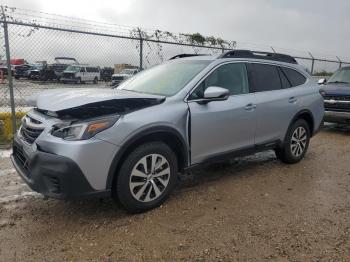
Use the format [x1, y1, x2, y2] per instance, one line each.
[106, 126, 189, 189]
[282, 109, 315, 145]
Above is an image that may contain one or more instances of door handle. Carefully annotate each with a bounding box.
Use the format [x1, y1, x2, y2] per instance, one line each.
[289, 97, 298, 103]
[245, 103, 257, 111]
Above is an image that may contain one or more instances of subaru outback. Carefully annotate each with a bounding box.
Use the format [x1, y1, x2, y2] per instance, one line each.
[11, 50, 324, 213]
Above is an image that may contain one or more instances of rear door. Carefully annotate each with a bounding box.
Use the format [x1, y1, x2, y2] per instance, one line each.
[247, 63, 304, 145]
[188, 62, 257, 164]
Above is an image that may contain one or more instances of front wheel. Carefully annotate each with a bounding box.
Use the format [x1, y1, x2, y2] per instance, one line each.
[275, 119, 310, 164]
[113, 142, 178, 213]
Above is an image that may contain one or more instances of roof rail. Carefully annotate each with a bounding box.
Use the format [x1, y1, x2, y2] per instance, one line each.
[169, 54, 206, 60]
[219, 50, 298, 64]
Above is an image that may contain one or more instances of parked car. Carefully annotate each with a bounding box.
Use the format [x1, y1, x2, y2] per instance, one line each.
[0, 65, 15, 76]
[52, 57, 78, 80]
[11, 50, 324, 213]
[28, 63, 45, 80]
[319, 66, 350, 124]
[100, 67, 114, 82]
[61, 65, 100, 84]
[111, 68, 140, 87]
[14, 64, 31, 79]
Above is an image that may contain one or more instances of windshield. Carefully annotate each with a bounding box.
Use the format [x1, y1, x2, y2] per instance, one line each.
[65, 65, 81, 72]
[31, 64, 43, 70]
[120, 69, 136, 75]
[117, 60, 210, 96]
[328, 68, 350, 84]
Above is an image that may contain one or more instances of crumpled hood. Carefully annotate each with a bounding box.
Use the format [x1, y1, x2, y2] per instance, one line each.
[323, 83, 350, 96]
[28, 88, 165, 112]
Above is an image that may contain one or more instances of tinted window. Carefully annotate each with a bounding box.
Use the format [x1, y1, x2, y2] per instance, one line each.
[86, 67, 98, 73]
[278, 67, 292, 89]
[189, 63, 249, 99]
[249, 63, 281, 92]
[281, 67, 306, 87]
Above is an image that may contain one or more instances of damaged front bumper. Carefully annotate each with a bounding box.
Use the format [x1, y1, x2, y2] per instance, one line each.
[11, 133, 117, 199]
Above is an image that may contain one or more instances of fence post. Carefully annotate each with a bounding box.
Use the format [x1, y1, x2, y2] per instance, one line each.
[308, 52, 315, 75]
[336, 56, 342, 69]
[1, 6, 17, 136]
[137, 28, 143, 70]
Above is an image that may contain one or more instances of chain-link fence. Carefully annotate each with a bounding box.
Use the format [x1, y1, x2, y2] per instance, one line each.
[0, 5, 349, 142]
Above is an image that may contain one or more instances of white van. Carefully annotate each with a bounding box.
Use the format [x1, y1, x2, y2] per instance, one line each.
[61, 65, 100, 84]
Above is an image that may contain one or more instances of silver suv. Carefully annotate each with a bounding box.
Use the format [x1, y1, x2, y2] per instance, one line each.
[11, 50, 324, 213]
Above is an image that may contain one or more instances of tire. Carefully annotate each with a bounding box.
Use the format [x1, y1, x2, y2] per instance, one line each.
[93, 77, 98, 84]
[113, 142, 178, 213]
[76, 77, 81, 84]
[275, 119, 310, 164]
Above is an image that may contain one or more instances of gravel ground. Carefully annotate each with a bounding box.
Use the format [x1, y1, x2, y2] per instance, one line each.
[0, 124, 350, 261]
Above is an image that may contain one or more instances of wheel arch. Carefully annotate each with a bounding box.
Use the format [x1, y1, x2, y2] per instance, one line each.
[106, 126, 189, 189]
[287, 109, 315, 140]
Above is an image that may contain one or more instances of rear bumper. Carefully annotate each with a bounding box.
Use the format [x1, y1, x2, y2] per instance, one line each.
[324, 111, 350, 124]
[11, 140, 111, 199]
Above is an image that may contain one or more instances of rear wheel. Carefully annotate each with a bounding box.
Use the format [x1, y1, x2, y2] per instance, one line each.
[93, 77, 98, 84]
[275, 119, 310, 164]
[113, 142, 178, 213]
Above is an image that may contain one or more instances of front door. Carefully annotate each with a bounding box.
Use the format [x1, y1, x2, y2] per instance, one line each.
[187, 63, 256, 164]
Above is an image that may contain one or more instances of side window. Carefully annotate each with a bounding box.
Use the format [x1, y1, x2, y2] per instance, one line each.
[189, 63, 249, 99]
[281, 67, 307, 87]
[80, 67, 85, 73]
[248, 63, 281, 92]
[278, 67, 292, 89]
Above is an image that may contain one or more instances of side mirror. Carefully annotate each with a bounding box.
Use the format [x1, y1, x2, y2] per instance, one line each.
[203, 86, 230, 101]
[318, 78, 327, 85]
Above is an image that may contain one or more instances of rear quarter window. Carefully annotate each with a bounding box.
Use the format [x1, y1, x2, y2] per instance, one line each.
[281, 67, 307, 87]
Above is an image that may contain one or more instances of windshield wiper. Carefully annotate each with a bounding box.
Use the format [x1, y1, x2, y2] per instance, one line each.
[328, 81, 350, 84]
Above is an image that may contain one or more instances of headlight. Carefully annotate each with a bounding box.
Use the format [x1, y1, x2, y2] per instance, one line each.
[51, 115, 119, 141]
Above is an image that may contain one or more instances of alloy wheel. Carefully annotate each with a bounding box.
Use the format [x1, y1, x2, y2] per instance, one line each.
[290, 126, 307, 157]
[129, 154, 170, 202]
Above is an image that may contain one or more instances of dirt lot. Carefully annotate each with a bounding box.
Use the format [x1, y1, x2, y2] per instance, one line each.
[0, 124, 350, 261]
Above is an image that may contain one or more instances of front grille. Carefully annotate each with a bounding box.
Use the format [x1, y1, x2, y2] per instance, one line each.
[324, 95, 350, 101]
[324, 95, 350, 112]
[13, 146, 29, 172]
[20, 115, 45, 144]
